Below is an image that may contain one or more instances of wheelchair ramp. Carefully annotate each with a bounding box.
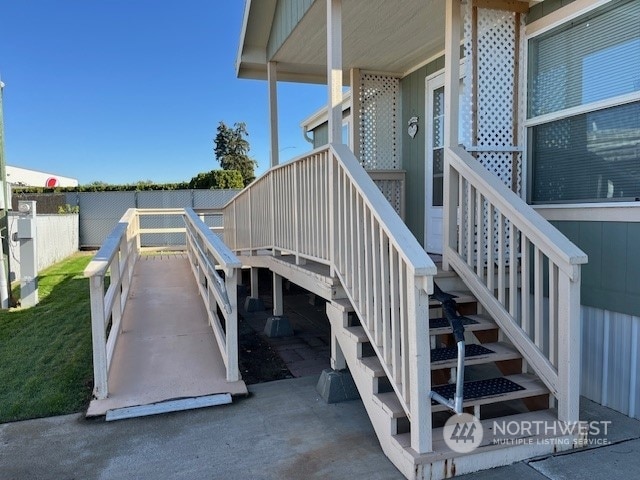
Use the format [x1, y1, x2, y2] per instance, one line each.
[87, 254, 247, 417]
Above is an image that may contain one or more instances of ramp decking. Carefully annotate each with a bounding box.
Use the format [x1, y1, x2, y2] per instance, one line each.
[87, 254, 247, 417]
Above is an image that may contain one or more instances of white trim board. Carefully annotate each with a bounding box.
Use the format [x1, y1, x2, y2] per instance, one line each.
[526, 0, 614, 38]
[534, 203, 640, 222]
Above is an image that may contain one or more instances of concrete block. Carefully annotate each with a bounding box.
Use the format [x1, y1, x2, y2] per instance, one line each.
[316, 368, 360, 404]
[244, 296, 264, 312]
[264, 316, 293, 337]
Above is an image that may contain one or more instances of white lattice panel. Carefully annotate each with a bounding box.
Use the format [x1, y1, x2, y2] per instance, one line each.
[358, 73, 400, 170]
[461, 5, 528, 263]
[463, 6, 526, 195]
[373, 179, 403, 218]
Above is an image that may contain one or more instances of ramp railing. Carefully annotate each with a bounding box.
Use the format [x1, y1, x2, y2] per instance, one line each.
[84, 208, 240, 400]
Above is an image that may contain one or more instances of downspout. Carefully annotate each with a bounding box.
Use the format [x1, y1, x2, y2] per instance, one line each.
[302, 126, 314, 144]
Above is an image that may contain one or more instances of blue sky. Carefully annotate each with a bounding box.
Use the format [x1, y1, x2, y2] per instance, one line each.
[0, 1, 326, 185]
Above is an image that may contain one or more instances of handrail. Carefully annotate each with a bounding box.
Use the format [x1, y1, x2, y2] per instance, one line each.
[184, 208, 241, 382]
[85, 208, 241, 399]
[223, 143, 437, 453]
[448, 146, 587, 276]
[444, 146, 586, 423]
[84, 209, 139, 400]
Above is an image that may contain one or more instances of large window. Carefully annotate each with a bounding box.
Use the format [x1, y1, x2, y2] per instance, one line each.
[527, 0, 640, 203]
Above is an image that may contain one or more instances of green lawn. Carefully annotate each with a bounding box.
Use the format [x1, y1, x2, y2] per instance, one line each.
[0, 253, 94, 423]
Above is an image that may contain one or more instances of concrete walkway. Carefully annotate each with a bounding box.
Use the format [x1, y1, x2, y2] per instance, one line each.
[87, 254, 247, 416]
[1, 375, 639, 480]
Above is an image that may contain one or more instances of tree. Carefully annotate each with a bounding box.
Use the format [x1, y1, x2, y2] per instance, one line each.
[214, 121, 257, 186]
[188, 170, 244, 189]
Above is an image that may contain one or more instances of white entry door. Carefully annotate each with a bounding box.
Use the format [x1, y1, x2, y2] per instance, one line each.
[425, 72, 464, 254]
[425, 73, 446, 254]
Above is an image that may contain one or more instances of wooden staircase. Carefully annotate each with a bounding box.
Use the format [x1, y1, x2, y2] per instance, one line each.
[326, 266, 584, 480]
[222, 143, 586, 479]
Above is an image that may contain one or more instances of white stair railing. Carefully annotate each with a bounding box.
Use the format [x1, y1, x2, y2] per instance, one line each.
[443, 145, 588, 422]
[223, 143, 437, 454]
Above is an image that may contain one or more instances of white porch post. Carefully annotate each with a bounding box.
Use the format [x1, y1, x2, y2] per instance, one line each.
[327, 0, 342, 144]
[327, 0, 342, 279]
[268, 61, 280, 167]
[442, 0, 462, 271]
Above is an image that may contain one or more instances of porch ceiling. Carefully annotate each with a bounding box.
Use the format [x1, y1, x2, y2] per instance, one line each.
[236, 0, 447, 84]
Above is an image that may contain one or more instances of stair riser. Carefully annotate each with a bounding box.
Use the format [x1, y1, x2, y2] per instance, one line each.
[432, 274, 468, 292]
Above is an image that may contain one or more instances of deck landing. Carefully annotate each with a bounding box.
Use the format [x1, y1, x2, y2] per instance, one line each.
[87, 255, 247, 417]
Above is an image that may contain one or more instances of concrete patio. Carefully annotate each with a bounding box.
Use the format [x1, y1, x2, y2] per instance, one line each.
[1, 375, 639, 480]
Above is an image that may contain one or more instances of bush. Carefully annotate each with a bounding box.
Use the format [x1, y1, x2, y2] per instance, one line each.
[188, 170, 244, 189]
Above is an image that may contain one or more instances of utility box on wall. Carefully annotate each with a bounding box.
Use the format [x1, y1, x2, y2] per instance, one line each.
[17, 200, 38, 307]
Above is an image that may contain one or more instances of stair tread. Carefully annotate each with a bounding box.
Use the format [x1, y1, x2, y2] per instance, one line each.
[430, 373, 548, 413]
[430, 342, 521, 368]
[331, 298, 354, 312]
[429, 291, 476, 307]
[429, 314, 496, 335]
[373, 391, 406, 418]
[344, 326, 369, 343]
[359, 355, 385, 377]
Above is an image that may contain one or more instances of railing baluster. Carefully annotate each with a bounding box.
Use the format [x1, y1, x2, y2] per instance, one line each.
[498, 213, 506, 307]
[400, 261, 409, 401]
[458, 176, 464, 255]
[364, 208, 372, 326]
[487, 203, 495, 295]
[509, 223, 518, 317]
[476, 191, 484, 280]
[534, 246, 544, 351]
[390, 247, 401, 379]
[356, 195, 363, 307]
[350, 183, 356, 292]
[381, 228, 391, 364]
[549, 263, 558, 367]
[372, 217, 382, 347]
[466, 182, 474, 266]
[521, 236, 531, 336]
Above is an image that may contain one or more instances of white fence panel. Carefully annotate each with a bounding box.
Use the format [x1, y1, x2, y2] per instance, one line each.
[8, 213, 79, 281]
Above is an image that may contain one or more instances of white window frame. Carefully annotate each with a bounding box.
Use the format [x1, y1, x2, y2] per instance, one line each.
[523, 0, 640, 210]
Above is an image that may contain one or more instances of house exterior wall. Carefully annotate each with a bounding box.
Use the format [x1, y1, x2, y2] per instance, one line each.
[400, 56, 445, 246]
[267, 0, 315, 60]
[581, 305, 639, 420]
[312, 123, 328, 149]
[552, 220, 640, 317]
[527, 0, 579, 23]
[530, 0, 640, 420]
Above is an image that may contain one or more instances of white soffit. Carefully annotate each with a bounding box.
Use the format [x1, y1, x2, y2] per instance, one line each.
[238, 0, 448, 83]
